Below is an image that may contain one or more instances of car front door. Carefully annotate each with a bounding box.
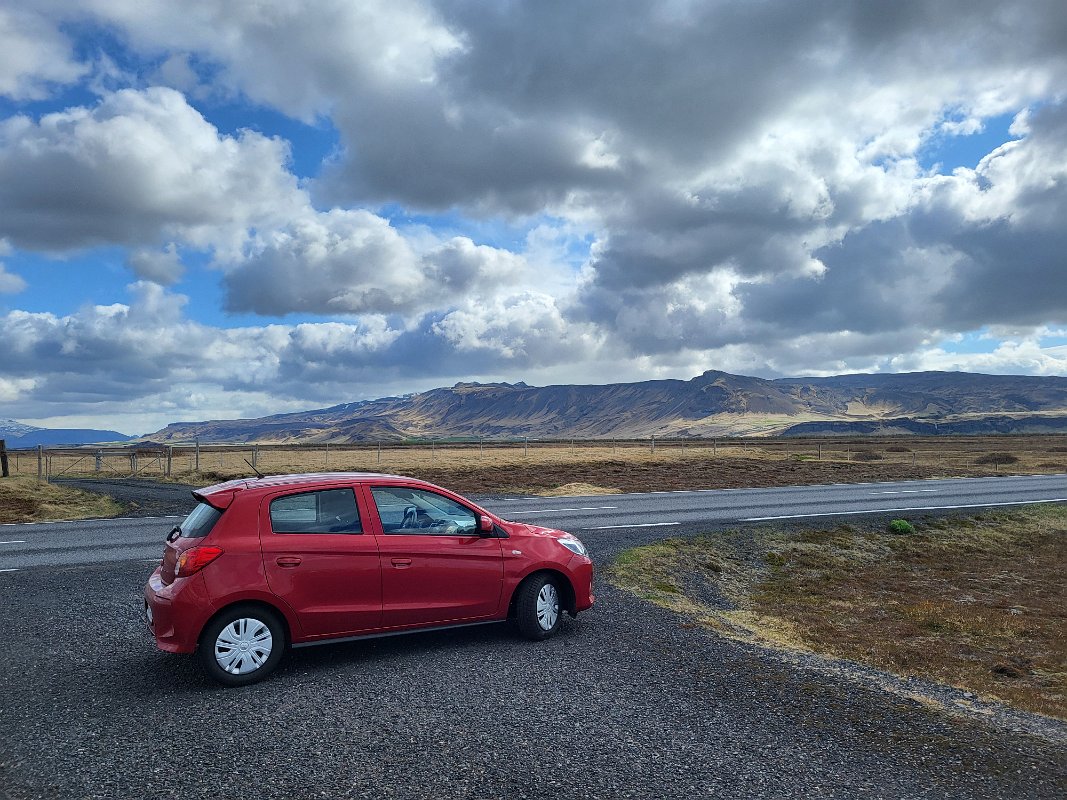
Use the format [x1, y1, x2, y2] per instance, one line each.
[260, 486, 382, 638]
[366, 485, 504, 628]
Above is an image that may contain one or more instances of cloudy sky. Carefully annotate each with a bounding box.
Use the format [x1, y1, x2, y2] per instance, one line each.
[1, 1, 1066, 435]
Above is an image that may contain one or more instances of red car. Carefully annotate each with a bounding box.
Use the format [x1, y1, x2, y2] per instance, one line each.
[144, 473, 594, 685]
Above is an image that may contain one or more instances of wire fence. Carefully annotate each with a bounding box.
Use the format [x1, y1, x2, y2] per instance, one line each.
[4, 434, 1067, 482]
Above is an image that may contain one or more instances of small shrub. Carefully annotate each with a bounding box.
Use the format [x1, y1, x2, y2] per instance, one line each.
[974, 452, 1019, 466]
[888, 519, 915, 535]
[765, 551, 787, 567]
[885, 445, 912, 453]
[852, 450, 883, 462]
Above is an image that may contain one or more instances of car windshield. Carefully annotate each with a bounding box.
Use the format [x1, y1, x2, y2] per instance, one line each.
[178, 502, 223, 538]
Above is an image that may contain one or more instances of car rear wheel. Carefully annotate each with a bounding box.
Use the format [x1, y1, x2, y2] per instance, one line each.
[198, 604, 285, 686]
[515, 574, 563, 640]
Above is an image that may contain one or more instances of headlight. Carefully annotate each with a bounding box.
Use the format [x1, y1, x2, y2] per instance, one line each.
[557, 535, 588, 557]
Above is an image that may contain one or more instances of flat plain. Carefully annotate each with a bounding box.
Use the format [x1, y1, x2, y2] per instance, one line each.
[9, 434, 1067, 496]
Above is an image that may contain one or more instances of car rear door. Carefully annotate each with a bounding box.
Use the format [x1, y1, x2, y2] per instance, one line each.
[260, 485, 382, 638]
[365, 484, 504, 628]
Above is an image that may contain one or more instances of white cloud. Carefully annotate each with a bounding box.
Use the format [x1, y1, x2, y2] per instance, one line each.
[0, 87, 306, 254]
[0, 6, 86, 99]
[223, 210, 528, 316]
[80, 0, 463, 120]
[127, 245, 184, 285]
[0, 264, 26, 293]
[433, 291, 602, 362]
[892, 339, 1067, 376]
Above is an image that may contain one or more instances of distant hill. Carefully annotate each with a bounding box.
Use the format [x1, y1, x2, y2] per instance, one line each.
[144, 370, 1067, 443]
[0, 419, 42, 439]
[0, 419, 133, 448]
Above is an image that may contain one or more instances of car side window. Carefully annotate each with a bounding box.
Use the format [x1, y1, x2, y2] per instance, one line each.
[269, 488, 362, 534]
[371, 487, 478, 536]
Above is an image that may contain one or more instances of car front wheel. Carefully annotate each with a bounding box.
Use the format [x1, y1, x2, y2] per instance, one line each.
[198, 604, 285, 686]
[515, 574, 563, 640]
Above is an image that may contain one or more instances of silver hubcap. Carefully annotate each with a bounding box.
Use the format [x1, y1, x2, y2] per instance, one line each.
[536, 583, 560, 631]
[215, 617, 273, 675]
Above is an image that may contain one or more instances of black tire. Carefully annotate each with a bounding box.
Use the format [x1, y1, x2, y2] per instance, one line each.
[198, 604, 286, 687]
[515, 574, 563, 641]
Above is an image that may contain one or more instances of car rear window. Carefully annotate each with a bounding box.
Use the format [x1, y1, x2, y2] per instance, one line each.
[269, 488, 362, 534]
[179, 502, 223, 539]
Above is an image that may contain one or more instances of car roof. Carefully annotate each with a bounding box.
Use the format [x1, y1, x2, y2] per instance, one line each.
[193, 472, 444, 508]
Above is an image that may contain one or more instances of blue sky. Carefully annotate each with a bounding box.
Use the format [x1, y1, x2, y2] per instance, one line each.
[1, 1, 1065, 434]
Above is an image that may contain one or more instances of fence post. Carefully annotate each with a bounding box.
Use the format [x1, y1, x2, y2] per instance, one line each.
[195, 439, 200, 472]
[166, 446, 173, 477]
[524, 436, 528, 457]
[612, 437, 616, 454]
[95, 450, 102, 472]
[377, 441, 381, 465]
[0, 439, 8, 478]
[252, 446, 258, 470]
[713, 440, 717, 457]
[818, 443, 822, 461]
[651, 434, 655, 454]
[432, 439, 436, 460]
[325, 442, 329, 468]
[37, 445, 43, 481]
[131, 451, 137, 476]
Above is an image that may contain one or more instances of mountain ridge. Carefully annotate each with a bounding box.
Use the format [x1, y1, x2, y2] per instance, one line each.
[142, 370, 1067, 443]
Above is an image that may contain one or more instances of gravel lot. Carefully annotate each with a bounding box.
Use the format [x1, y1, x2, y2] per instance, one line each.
[2, 480, 1063, 798]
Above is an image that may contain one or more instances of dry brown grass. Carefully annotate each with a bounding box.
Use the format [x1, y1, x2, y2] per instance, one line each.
[14, 434, 1067, 493]
[608, 505, 1067, 719]
[537, 482, 622, 496]
[0, 477, 125, 523]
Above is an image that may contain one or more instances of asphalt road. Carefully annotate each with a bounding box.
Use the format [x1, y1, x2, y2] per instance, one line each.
[0, 475, 1065, 799]
[2, 474, 1065, 571]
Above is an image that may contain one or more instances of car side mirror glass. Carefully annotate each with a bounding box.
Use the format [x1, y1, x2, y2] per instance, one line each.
[478, 515, 494, 534]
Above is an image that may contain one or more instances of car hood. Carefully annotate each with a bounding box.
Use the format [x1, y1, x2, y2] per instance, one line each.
[504, 521, 569, 539]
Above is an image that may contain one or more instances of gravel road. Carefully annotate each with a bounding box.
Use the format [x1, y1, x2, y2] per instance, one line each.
[54, 477, 200, 517]
[1, 479, 1062, 798]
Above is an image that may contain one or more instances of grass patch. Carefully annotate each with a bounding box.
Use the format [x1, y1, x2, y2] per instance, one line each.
[974, 452, 1020, 465]
[536, 482, 622, 496]
[0, 477, 125, 523]
[608, 505, 1067, 719]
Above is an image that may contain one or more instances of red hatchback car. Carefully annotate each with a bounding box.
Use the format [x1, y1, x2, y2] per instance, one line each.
[144, 473, 594, 685]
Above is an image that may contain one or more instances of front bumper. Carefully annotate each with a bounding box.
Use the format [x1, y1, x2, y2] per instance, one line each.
[569, 556, 595, 613]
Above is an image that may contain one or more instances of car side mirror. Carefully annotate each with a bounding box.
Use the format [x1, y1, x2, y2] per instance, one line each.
[478, 515, 495, 535]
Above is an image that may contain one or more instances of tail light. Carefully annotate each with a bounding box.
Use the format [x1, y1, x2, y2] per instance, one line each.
[175, 546, 224, 578]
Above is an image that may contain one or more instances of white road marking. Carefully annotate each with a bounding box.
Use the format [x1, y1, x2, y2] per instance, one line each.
[509, 506, 619, 515]
[871, 489, 937, 495]
[0, 514, 183, 527]
[0, 568, 19, 573]
[740, 497, 1067, 522]
[583, 522, 681, 530]
[0, 540, 27, 545]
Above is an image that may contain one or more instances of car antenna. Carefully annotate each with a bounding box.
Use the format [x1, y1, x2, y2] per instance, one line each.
[243, 458, 265, 479]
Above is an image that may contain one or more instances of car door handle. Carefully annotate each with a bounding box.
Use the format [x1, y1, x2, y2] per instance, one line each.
[276, 556, 302, 568]
[390, 558, 412, 568]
